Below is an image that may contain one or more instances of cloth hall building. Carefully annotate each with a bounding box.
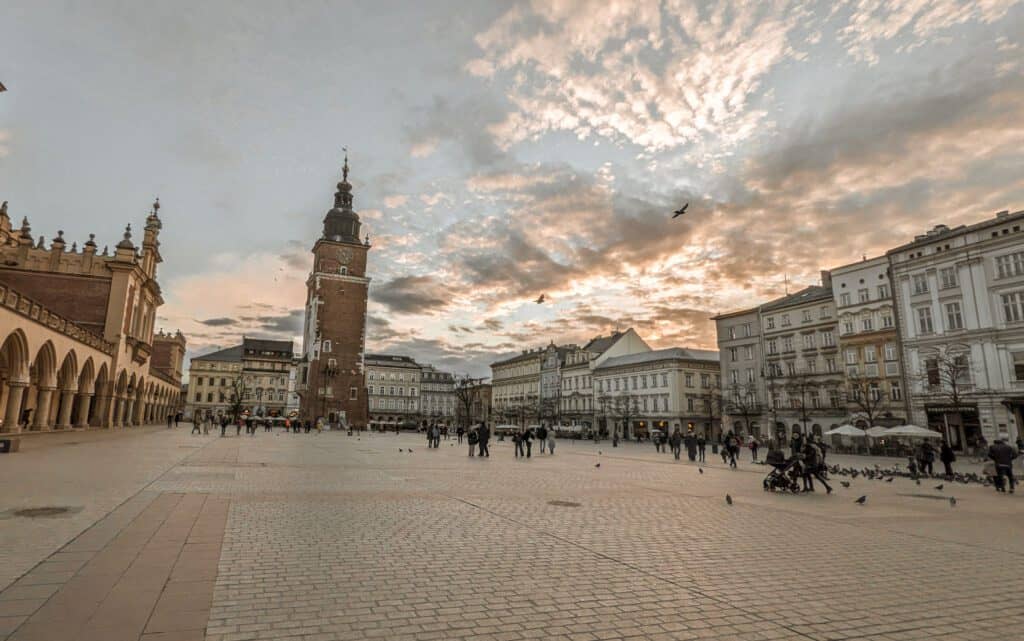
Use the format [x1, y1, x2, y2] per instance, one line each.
[0, 199, 185, 435]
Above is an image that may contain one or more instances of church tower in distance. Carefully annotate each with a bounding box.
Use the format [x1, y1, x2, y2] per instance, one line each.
[298, 153, 371, 428]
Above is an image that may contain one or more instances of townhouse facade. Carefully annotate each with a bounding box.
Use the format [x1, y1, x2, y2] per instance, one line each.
[889, 211, 1024, 450]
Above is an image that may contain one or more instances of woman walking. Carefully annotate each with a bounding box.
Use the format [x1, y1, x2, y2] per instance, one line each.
[940, 439, 956, 478]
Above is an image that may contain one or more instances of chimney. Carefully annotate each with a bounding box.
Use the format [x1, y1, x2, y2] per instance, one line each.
[820, 270, 832, 288]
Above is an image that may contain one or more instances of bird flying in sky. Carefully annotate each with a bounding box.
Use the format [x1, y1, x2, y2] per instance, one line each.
[671, 203, 688, 218]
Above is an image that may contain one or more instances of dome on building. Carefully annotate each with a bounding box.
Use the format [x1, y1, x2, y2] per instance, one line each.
[322, 154, 361, 244]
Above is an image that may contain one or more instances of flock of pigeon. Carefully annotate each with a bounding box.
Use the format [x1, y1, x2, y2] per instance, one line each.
[818, 461, 991, 487]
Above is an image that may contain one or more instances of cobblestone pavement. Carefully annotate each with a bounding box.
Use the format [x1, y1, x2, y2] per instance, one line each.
[2, 429, 1022, 641]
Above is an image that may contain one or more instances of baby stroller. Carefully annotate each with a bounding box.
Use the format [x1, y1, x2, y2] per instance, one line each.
[763, 449, 802, 493]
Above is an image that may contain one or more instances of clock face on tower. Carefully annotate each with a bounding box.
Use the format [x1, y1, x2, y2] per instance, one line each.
[336, 248, 353, 265]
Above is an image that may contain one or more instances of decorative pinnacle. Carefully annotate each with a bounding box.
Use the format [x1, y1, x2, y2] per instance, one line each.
[153, 197, 160, 214]
[342, 147, 349, 182]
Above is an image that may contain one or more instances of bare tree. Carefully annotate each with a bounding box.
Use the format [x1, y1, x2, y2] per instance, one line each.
[453, 375, 485, 429]
[609, 393, 640, 438]
[724, 382, 761, 435]
[697, 386, 724, 439]
[228, 377, 249, 423]
[785, 371, 817, 436]
[844, 373, 889, 427]
[913, 344, 973, 436]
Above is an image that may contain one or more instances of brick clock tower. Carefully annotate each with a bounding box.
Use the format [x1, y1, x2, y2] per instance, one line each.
[298, 153, 371, 428]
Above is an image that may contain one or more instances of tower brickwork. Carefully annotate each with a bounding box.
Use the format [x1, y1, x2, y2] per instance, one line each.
[298, 154, 371, 427]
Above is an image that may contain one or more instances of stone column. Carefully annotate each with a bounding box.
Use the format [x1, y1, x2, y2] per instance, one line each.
[2, 382, 28, 433]
[124, 398, 135, 427]
[57, 390, 76, 429]
[75, 393, 93, 428]
[33, 387, 56, 431]
[111, 397, 123, 427]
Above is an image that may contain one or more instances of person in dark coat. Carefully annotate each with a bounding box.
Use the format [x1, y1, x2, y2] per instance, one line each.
[684, 431, 697, 461]
[790, 432, 804, 458]
[669, 429, 683, 460]
[219, 414, 228, 437]
[537, 425, 548, 454]
[749, 436, 759, 462]
[477, 424, 490, 457]
[988, 439, 1018, 493]
[523, 427, 533, 458]
[696, 434, 706, 462]
[801, 440, 832, 494]
[920, 441, 936, 476]
[939, 440, 956, 478]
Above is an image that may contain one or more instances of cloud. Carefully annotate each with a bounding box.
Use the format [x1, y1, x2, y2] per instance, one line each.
[198, 317, 238, 327]
[371, 275, 450, 314]
[470, 0, 805, 152]
[837, 0, 1021, 64]
[383, 194, 409, 208]
[256, 309, 304, 333]
[403, 94, 510, 167]
[0, 130, 10, 158]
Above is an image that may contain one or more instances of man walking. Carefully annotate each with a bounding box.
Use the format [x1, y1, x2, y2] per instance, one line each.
[478, 423, 490, 458]
[988, 438, 1018, 493]
[537, 424, 548, 454]
[191, 417, 201, 435]
[219, 414, 228, 437]
[670, 428, 682, 461]
[695, 433, 705, 462]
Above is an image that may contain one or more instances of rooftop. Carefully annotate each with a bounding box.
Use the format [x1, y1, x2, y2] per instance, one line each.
[191, 344, 243, 362]
[596, 347, 719, 370]
[760, 285, 833, 312]
[365, 353, 420, 367]
[242, 337, 294, 354]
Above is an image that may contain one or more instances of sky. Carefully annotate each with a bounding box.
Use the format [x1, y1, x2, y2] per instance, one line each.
[2, 0, 1023, 378]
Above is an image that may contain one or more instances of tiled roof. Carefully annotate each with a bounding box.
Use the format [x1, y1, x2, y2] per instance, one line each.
[192, 344, 243, 362]
[243, 337, 294, 353]
[759, 285, 833, 312]
[365, 353, 420, 367]
[596, 347, 719, 370]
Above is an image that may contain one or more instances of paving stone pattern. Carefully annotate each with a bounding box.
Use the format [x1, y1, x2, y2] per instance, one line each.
[2, 429, 1023, 640]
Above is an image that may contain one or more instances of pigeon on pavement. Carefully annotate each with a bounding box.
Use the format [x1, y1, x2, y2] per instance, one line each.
[840, 481, 850, 488]
[934, 484, 944, 491]
[725, 494, 733, 505]
[855, 496, 867, 504]
[698, 468, 704, 475]
[595, 463, 601, 468]
[949, 496, 957, 507]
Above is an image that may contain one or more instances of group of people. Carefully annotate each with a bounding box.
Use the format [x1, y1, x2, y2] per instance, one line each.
[509, 424, 556, 458]
[189, 413, 323, 437]
[463, 423, 490, 457]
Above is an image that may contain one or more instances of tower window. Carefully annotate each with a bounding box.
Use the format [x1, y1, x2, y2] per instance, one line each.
[323, 340, 332, 353]
[339, 266, 348, 275]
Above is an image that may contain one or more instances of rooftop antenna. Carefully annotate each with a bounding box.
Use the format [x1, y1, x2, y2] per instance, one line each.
[783, 273, 790, 295]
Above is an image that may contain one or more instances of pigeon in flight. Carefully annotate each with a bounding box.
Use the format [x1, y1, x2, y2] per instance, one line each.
[672, 203, 689, 218]
[934, 484, 944, 491]
[535, 294, 546, 304]
[855, 495, 867, 504]
[725, 494, 733, 505]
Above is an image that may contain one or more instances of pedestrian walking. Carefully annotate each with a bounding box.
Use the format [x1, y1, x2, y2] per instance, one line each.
[467, 425, 478, 456]
[725, 432, 738, 469]
[235, 418, 241, 436]
[547, 428, 556, 455]
[696, 433, 706, 462]
[750, 436, 759, 462]
[514, 428, 525, 458]
[670, 428, 682, 460]
[245, 416, 254, 435]
[174, 412, 181, 427]
[790, 431, 804, 458]
[920, 441, 936, 476]
[988, 438, 1018, 493]
[477, 423, 490, 457]
[537, 424, 548, 454]
[801, 440, 832, 494]
[191, 418, 201, 435]
[654, 431, 663, 453]
[457, 426, 464, 444]
[219, 415, 228, 437]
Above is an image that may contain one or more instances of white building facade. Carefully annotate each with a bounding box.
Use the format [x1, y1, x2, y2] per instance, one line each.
[365, 354, 421, 430]
[889, 212, 1024, 451]
[594, 347, 720, 439]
